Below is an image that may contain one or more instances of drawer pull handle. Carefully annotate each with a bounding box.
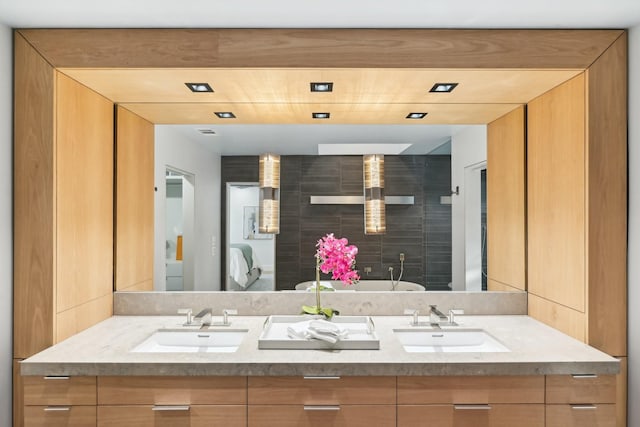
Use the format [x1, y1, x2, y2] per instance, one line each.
[454, 404, 492, 410]
[571, 374, 598, 379]
[44, 407, 71, 412]
[303, 376, 341, 380]
[44, 376, 70, 380]
[152, 405, 190, 411]
[571, 405, 598, 410]
[304, 405, 341, 411]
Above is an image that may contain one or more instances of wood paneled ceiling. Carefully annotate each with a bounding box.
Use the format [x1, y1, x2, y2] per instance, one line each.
[61, 68, 581, 124]
[19, 28, 621, 126]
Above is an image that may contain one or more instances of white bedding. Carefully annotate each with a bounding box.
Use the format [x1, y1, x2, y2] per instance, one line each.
[229, 247, 261, 288]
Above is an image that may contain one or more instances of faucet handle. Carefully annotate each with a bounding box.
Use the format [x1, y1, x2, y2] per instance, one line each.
[223, 308, 238, 325]
[448, 309, 464, 324]
[178, 308, 193, 325]
[404, 308, 419, 326]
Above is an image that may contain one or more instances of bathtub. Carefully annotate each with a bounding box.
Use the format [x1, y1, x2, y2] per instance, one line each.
[294, 280, 425, 291]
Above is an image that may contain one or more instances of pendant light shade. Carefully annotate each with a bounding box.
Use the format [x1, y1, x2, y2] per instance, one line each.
[363, 154, 386, 234]
[259, 153, 280, 234]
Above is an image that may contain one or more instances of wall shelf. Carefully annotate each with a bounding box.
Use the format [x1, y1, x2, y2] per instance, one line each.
[309, 195, 414, 205]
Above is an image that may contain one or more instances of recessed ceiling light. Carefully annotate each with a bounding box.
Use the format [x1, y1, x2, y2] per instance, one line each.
[185, 82, 214, 92]
[198, 129, 216, 135]
[312, 112, 330, 119]
[310, 82, 333, 92]
[406, 112, 428, 119]
[215, 112, 236, 119]
[430, 83, 458, 93]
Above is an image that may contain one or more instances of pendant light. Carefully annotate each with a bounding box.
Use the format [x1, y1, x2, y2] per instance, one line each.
[259, 153, 280, 234]
[363, 154, 386, 234]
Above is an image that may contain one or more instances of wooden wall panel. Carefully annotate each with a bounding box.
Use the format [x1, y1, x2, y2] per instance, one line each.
[487, 106, 526, 291]
[527, 74, 586, 312]
[55, 73, 114, 313]
[488, 279, 522, 292]
[56, 293, 113, 343]
[585, 34, 628, 357]
[527, 294, 586, 342]
[19, 29, 622, 69]
[115, 106, 154, 292]
[13, 33, 55, 359]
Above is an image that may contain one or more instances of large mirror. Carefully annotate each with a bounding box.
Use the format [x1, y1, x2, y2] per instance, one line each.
[152, 123, 490, 292]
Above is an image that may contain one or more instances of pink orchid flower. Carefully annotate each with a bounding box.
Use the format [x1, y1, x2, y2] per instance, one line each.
[315, 233, 360, 285]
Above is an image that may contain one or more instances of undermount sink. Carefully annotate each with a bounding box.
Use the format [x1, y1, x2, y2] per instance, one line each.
[131, 329, 248, 353]
[393, 328, 510, 353]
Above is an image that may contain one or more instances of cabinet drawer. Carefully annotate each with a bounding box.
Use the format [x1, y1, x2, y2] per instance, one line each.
[98, 405, 246, 427]
[248, 376, 395, 405]
[398, 404, 544, 427]
[546, 404, 616, 427]
[24, 376, 96, 406]
[24, 405, 96, 427]
[248, 404, 395, 427]
[397, 376, 544, 404]
[546, 375, 616, 403]
[97, 376, 246, 405]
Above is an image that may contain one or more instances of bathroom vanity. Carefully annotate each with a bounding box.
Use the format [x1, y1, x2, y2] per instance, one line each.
[20, 314, 618, 427]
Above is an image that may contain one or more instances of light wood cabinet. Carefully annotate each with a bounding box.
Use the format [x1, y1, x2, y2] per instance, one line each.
[23, 376, 97, 427]
[98, 405, 246, 427]
[249, 404, 396, 427]
[546, 375, 617, 427]
[398, 404, 544, 427]
[14, 33, 114, 362]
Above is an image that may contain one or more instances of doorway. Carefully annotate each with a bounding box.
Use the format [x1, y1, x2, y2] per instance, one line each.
[165, 168, 195, 291]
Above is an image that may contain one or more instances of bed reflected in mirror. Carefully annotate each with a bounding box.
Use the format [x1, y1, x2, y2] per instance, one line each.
[226, 183, 276, 291]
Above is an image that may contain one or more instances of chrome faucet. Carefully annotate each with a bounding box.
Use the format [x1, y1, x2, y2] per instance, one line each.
[194, 308, 212, 326]
[429, 305, 448, 326]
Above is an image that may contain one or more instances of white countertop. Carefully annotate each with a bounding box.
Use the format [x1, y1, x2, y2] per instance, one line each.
[20, 315, 619, 377]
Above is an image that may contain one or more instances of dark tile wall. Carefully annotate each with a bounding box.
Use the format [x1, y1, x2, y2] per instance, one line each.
[221, 155, 452, 291]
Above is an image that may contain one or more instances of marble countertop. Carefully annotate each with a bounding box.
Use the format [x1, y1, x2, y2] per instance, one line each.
[20, 315, 619, 377]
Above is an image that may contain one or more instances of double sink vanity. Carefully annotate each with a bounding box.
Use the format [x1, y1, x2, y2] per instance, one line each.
[20, 291, 619, 427]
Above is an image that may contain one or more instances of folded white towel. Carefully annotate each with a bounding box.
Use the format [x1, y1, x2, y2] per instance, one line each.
[286, 319, 349, 344]
[287, 320, 312, 340]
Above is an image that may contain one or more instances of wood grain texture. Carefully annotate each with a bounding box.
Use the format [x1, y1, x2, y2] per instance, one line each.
[55, 294, 113, 343]
[546, 375, 616, 404]
[115, 106, 154, 292]
[23, 376, 96, 406]
[585, 34, 628, 357]
[527, 293, 586, 342]
[55, 73, 114, 314]
[97, 405, 246, 427]
[546, 404, 616, 427]
[397, 376, 544, 405]
[487, 106, 526, 291]
[97, 376, 247, 405]
[487, 279, 522, 292]
[60, 68, 580, 104]
[13, 33, 55, 359]
[398, 404, 544, 427]
[24, 406, 96, 427]
[121, 101, 519, 125]
[527, 74, 586, 312]
[14, 360, 24, 427]
[248, 376, 396, 405]
[20, 29, 622, 69]
[248, 405, 396, 427]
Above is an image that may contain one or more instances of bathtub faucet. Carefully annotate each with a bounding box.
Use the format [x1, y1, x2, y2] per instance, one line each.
[390, 253, 405, 290]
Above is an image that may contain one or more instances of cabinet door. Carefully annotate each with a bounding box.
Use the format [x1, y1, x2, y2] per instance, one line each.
[98, 405, 246, 427]
[546, 404, 616, 427]
[249, 376, 395, 405]
[23, 376, 96, 406]
[248, 404, 395, 427]
[24, 406, 96, 427]
[398, 404, 544, 427]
